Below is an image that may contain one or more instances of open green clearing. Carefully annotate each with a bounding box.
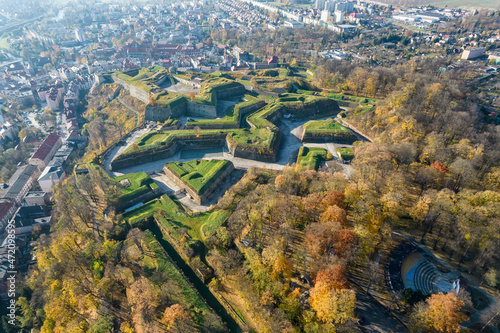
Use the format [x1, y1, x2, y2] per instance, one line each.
[336, 147, 354, 161]
[303, 119, 358, 144]
[297, 89, 378, 105]
[165, 159, 232, 195]
[227, 128, 278, 150]
[123, 129, 231, 156]
[296, 147, 329, 170]
[304, 118, 352, 134]
[327, 92, 377, 105]
[121, 194, 231, 241]
[112, 172, 158, 204]
[0, 37, 16, 54]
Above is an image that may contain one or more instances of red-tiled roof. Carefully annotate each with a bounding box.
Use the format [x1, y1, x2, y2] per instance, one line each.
[31, 133, 61, 162]
[0, 201, 14, 220]
[268, 55, 278, 64]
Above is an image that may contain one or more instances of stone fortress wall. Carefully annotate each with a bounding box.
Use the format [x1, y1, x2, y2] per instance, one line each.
[162, 162, 235, 204]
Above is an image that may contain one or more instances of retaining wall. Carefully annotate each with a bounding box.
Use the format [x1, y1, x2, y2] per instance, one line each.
[227, 131, 281, 163]
[113, 186, 162, 213]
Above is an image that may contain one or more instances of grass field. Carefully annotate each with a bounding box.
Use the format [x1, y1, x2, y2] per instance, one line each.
[118, 92, 333, 161]
[304, 118, 352, 134]
[122, 129, 232, 156]
[0, 37, 15, 54]
[122, 195, 231, 241]
[303, 119, 358, 144]
[166, 159, 232, 195]
[227, 128, 278, 150]
[336, 147, 354, 161]
[296, 147, 329, 170]
[112, 172, 158, 204]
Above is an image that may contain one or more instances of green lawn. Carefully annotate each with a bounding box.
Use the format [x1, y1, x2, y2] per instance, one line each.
[112, 172, 158, 204]
[227, 128, 278, 151]
[304, 118, 352, 134]
[326, 92, 377, 105]
[336, 147, 354, 161]
[122, 129, 233, 156]
[0, 37, 16, 54]
[296, 147, 329, 171]
[122, 195, 231, 241]
[165, 159, 232, 195]
[200, 210, 232, 237]
[303, 119, 358, 144]
[121, 126, 279, 160]
[162, 118, 180, 127]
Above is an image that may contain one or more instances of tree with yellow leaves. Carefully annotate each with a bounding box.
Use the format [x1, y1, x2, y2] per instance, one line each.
[411, 292, 468, 333]
[309, 280, 356, 326]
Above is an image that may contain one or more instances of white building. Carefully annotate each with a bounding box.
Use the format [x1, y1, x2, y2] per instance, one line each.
[334, 10, 344, 23]
[38, 166, 65, 193]
[321, 10, 331, 22]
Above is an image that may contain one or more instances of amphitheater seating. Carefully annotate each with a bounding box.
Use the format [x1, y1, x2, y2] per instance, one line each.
[412, 261, 439, 295]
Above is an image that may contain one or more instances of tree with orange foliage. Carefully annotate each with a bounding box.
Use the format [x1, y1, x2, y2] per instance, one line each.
[274, 174, 286, 190]
[321, 190, 345, 209]
[333, 228, 355, 257]
[304, 223, 335, 257]
[304, 223, 355, 258]
[302, 192, 323, 220]
[430, 160, 449, 174]
[162, 304, 194, 332]
[415, 292, 468, 333]
[315, 264, 349, 290]
[189, 92, 196, 102]
[320, 205, 347, 225]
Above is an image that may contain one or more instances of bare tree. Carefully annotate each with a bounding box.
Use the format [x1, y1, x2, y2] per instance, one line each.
[365, 260, 380, 295]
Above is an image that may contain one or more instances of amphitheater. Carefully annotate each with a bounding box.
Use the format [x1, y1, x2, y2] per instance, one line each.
[389, 241, 461, 295]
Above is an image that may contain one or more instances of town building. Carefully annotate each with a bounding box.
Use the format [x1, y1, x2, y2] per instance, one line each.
[321, 10, 331, 22]
[0, 201, 16, 230]
[0, 164, 41, 205]
[24, 191, 48, 206]
[38, 166, 65, 193]
[461, 47, 486, 60]
[29, 133, 62, 169]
